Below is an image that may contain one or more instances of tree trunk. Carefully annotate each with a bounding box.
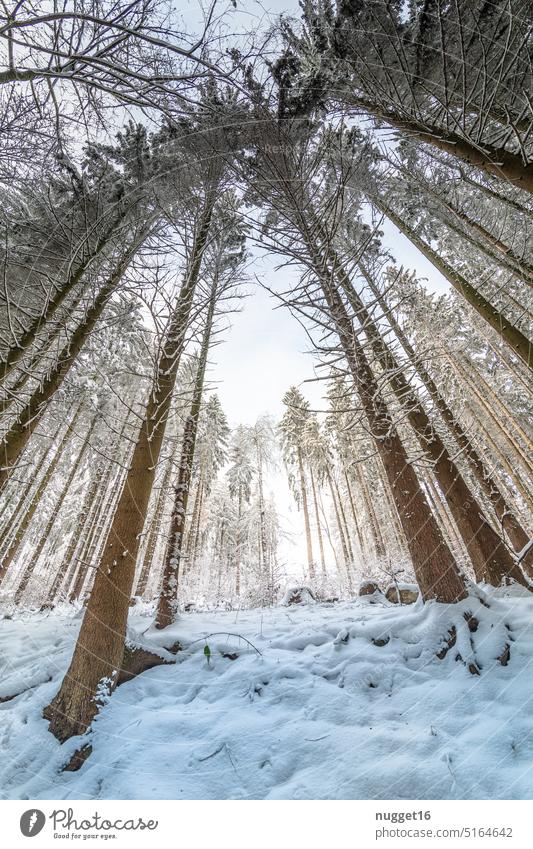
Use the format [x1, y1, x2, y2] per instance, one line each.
[305, 241, 468, 603]
[0, 241, 142, 489]
[361, 267, 532, 563]
[155, 275, 217, 629]
[336, 259, 528, 587]
[350, 95, 533, 194]
[309, 467, 327, 577]
[135, 461, 173, 598]
[370, 194, 532, 369]
[354, 463, 386, 559]
[0, 414, 67, 561]
[0, 402, 84, 583]
[343, 468, 366, 556]
[326, 467, 353, 591]
[14, 413, 98, 603]
[0, 214, 126, 382]
[297, 446, 315, 580]
[43, 191, 216, 741]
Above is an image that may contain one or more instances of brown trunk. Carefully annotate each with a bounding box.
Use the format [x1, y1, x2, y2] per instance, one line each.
[370, 194, 532, 369]
[351, 96, 533, 194]
[458, 171, 533, 220]
[336, 260, 528, 587]
[0, 415, 64, 550]
[43, 190, 216, 741]
[135, 462, 173, 598]
[326, 467, 353, 591]
[0, 403, 84, 583]
[385, 159, 533, 286]
[0, 241, 142, 489]
[362, 268, 532, 561]
[354, 463, 386, 558]
[155, 276, 217, 629]
[343, 468, 366, 556]
[307, 244, 468, 603]
[183, 474, 203, 567]
[0, 213, 125, 382]
[333, 477, 355, 563]
[14, 414, 98, 603]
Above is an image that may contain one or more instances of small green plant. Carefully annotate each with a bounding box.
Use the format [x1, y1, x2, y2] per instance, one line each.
[203, 644, 212, 666]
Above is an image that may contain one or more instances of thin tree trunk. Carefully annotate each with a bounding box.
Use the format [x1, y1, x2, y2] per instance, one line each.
[0, 414, 66, 559]
[306, 241, 468, 603]
[354, 463, 386, 558]
[343, 468, 365, 556]
[309, 466, 327, 577]
[297, 446, 315, 580]
[135, 462, 173, 598]
[362, 267, 532, 560]
[336, 259, 528, 587]
[333, 476, 355, 563]
[43, 189, 216, 742]
[0, 402, 84, 583]
[14, 413, 98, 603]
[155, 275, 217, 628]
[0, 241, 142, 489]
[326, 467, 352, 588]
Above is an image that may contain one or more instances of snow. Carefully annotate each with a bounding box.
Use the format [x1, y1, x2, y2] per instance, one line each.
[2, 586, 533, 800]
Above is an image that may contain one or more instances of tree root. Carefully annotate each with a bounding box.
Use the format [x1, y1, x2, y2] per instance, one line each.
[116, 644, 175, 687]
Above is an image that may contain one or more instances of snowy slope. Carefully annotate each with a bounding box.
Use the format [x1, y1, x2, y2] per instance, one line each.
[2, 587, 533, 800]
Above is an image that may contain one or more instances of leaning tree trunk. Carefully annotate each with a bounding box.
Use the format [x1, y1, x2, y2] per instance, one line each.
[369, 194, 532, 370]
[0, 402, 84, 583]
[304, 239, 468, 603]
[0, 412, 68, 564]
[14, 413, 99, 603]
[0, 211, 127, 382]
[385, 161, 533, 286]
[0, 241, 142, 489]
[334, 257, 528, 587]
[360, 267, 532, 563]
[43, 190, 216, 742]
[155, 276, 217, 629]
[349, 95, 533, 194]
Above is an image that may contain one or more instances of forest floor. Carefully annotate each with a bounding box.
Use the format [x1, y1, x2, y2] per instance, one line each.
[2, 586, 533, 800]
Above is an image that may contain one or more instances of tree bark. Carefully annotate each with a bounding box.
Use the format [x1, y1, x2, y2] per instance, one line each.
[336, 259, 528, 587]
[0, 402, 84, 583]
[361, 267, 532, 563]
[309, 467, 327, 577]
[155, 276, 217, 629]
[14, 413, 98, 603]
[370, 194, 532, 369]
[350, 96, 533, 194]
[305, 241, 468, 603]
[297, 446, 315, 580]
[0, 241, 141, 489]
[43, 191, 216, 741]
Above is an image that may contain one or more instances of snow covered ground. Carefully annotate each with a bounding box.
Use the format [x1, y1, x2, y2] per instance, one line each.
[2, 586, 533, 800]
